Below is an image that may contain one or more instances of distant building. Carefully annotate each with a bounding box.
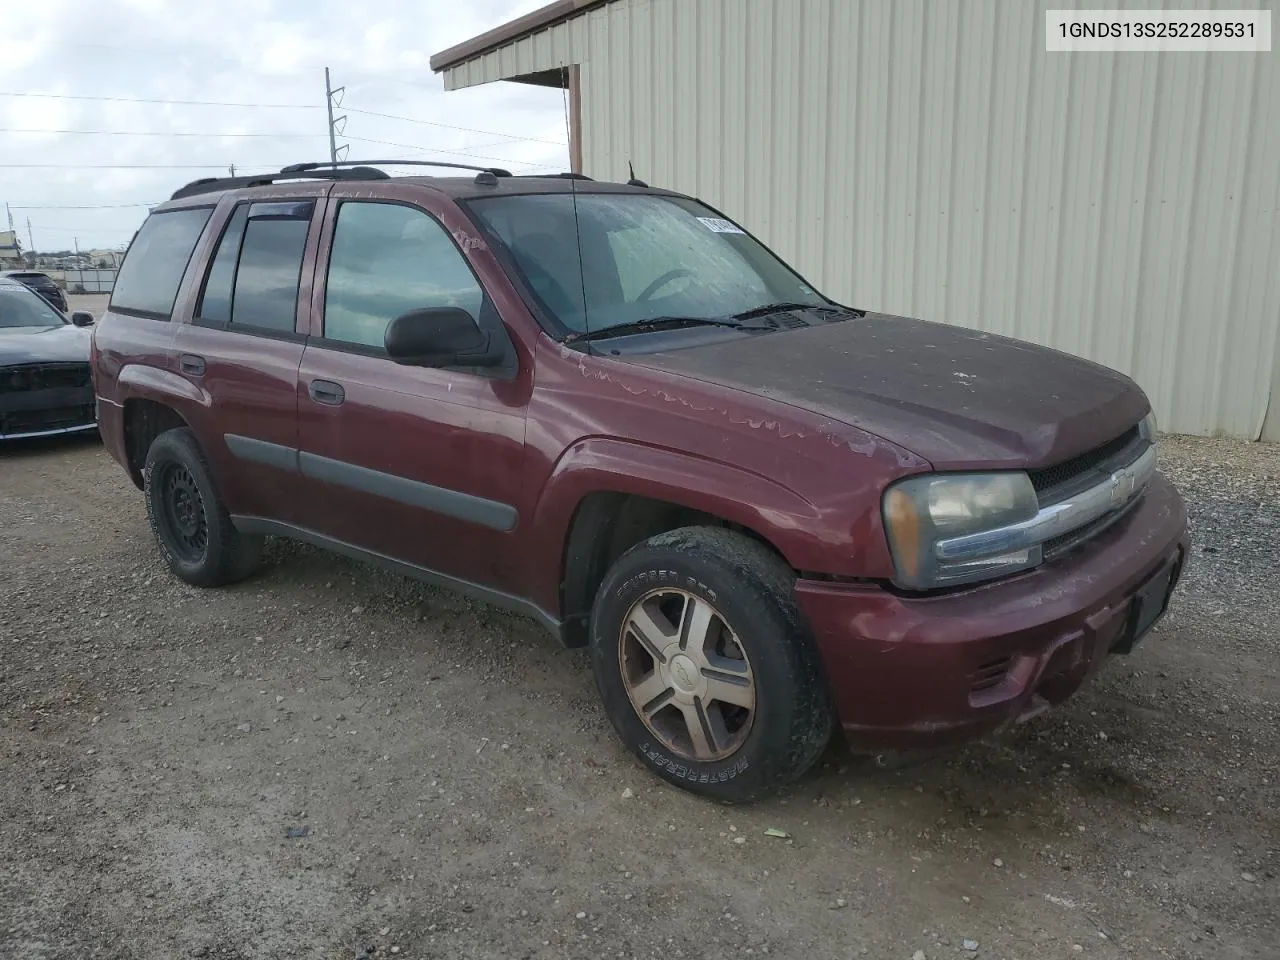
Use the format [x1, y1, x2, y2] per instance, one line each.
[0, 230, 21, 267]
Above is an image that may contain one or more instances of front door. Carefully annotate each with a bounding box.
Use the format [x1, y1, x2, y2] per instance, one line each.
[174, 192, 324, 524]
[294, 193, 531, 593]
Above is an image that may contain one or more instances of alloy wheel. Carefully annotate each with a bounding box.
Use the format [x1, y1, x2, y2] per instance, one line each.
[618, 588, 755, 762]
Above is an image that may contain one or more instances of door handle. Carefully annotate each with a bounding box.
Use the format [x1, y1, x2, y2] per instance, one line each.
[309, 379, 345, 406]
[180, 354, 206, 376]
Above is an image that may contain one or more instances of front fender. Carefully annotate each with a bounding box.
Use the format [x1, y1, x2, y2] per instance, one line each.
[523, 437, 871, 614]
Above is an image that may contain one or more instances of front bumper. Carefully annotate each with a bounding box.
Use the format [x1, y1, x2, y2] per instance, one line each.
[0, 383, 97, 440]
[795, 474, 1188, 751]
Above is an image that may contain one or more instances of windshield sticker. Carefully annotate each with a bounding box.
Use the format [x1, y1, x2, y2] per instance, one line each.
[697, 217, 745, 234]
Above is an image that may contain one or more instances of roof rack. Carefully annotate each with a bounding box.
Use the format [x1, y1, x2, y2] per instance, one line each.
[513, 172, 593, 180]
[170, 166, 389, 200]
[281, 159, 512, 177]
[168, 159, 515, 201]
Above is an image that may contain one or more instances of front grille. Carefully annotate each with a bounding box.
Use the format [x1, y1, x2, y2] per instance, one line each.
[1041, 474, 1147, 560]
[1029, 424, 1143, 500]
[0, 403, 96, 435]
[1043, 513, 1114, 559]
[0, 362, 91, 393]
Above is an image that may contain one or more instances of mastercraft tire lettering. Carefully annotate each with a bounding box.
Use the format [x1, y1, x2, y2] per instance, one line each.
[590, 526, 833, 801]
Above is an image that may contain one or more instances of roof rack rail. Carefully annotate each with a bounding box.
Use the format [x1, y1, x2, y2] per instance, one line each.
[513, 172, 593, 180]
[169, 159, 516, 201]
[169, 166, 389, 201]
[281, 159, 513, 177]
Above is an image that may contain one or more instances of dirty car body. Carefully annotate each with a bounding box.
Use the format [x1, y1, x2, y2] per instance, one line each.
[90, 164, 1188, 798]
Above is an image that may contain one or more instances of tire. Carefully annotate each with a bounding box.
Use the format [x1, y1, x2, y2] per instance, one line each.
[589, 526, 833, 800]
[142, 427, 262, 587]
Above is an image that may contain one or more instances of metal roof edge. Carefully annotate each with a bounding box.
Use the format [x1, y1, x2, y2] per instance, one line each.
[429, 0, 614, 73]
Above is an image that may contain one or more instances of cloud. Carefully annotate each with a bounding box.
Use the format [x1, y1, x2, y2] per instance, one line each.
[0, 0, 566, 251]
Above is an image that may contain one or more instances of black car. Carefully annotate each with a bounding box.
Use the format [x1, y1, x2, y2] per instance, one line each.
[1, 270, 69, 313]
[0, 277, 98, 440]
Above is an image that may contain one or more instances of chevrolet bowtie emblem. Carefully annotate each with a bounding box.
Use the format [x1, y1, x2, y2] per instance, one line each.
[1109, 467, 1137, 508]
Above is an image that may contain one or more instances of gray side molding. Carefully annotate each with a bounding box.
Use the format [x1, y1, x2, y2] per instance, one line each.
[297, 450, 518, 533]
[224, 434, 300, 472]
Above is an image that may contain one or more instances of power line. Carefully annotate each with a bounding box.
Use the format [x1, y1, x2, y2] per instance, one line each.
[10, 203, 157, 209]
[0, 163, 281, 169]
[0, 92, 567, 148]
[26, 224, 137, 234]
[0, 128, 326, 138]
[345, 106, 566, 146]
[0, 91, 323, 109]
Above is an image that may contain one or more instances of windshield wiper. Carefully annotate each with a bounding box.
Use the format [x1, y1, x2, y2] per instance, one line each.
[564, 315, 772, 344]
[731, 301, 832, 322]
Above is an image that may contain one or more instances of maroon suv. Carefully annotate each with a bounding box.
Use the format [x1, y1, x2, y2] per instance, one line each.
[91, 161, 1188, 799]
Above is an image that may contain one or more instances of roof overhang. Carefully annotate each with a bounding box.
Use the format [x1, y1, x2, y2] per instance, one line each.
[430, 0, 614, 73]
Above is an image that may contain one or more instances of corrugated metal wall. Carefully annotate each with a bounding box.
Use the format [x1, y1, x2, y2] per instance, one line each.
[444, 0, 1280, 439]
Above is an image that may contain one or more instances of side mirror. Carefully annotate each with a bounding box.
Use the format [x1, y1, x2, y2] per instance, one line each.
[70, 311, 95, 327]
[384, 307, 503, 368]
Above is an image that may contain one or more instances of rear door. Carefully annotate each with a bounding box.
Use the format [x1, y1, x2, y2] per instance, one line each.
[173, 190, 326, 524]
[293, 188, 532, 592]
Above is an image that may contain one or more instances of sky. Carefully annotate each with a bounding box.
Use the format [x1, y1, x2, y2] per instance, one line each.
[0, 0, 568, 253]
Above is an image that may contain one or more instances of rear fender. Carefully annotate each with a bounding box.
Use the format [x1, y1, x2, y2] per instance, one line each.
[116, 363, 211, 412]
[111, 365, 213, 481]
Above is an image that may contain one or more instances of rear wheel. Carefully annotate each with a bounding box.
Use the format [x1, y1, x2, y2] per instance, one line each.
[590, 526, 832, 800]
[143, 428, 261, 587]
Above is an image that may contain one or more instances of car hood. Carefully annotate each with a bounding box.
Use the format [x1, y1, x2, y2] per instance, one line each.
[0, 324, 91, 366]
[617, 313, 1150, 469]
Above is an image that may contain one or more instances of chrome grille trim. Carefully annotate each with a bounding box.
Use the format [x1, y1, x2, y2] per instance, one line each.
[935, 443, 1157, 563]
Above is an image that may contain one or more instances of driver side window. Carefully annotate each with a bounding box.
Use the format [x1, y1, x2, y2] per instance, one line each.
[323, 202, 483, 349]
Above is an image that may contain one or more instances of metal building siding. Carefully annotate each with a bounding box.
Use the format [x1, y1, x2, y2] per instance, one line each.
[442, 0, 1280, 439]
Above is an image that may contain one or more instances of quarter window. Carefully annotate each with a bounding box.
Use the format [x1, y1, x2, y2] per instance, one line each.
[111, 207, 213, 317]
[196, 204, 248, 324]
[323, 202, 483, 349]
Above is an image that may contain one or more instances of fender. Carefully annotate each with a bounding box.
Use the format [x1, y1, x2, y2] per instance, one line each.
[117, 362, 211, 413]
[105, 364, 211, 483]
[523, 437, 836, 614]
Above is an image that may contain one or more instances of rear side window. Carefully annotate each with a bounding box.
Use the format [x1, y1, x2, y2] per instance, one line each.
[111, 208, 213, 317]
[197, 200, 312, 333]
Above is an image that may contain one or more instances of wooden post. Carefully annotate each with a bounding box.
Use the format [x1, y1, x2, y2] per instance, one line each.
[569, 64, 584, 174]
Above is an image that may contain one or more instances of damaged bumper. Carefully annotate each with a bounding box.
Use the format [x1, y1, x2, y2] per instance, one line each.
[795, 474, 1189, 751]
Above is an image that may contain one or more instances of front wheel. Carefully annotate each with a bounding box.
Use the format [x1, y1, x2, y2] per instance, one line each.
[589, 527, 833, 800]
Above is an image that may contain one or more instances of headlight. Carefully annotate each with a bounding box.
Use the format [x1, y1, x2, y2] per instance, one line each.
[1139, 410, 1158, 444]
[882, 472, 1040, 589]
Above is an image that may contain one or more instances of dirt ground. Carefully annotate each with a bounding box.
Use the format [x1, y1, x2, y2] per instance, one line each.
[1, 429, 1276, 960]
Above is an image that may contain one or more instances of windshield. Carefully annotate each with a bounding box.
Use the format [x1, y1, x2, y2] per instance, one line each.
[466, 193, 827, 335]
[0, 287, 65, 329]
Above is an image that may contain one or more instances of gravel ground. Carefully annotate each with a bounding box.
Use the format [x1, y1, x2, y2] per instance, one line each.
[1, 431, 1276, 960]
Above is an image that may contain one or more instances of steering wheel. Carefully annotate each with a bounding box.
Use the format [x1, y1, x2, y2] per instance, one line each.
[636, 268, 694, 303]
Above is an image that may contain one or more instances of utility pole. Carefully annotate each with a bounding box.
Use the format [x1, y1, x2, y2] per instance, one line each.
[26, 217, 33, 260]
[228, 163, 237, 176]
[4, 203, 16, 264]
[324, 67, 347, 163]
